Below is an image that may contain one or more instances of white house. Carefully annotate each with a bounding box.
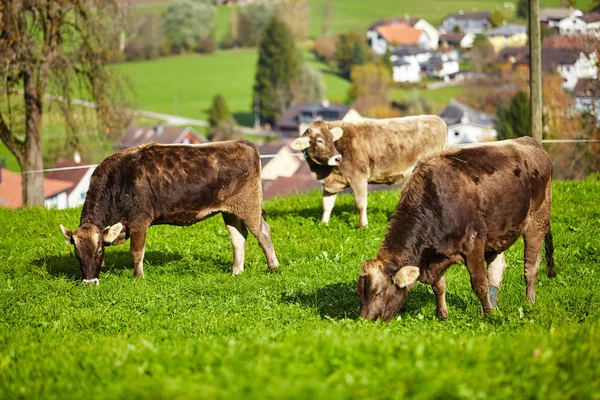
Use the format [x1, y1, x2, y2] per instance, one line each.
[439, 11, 491, 34]
[390, 45, 433, 65]
[367, 17, 439, 55]
[439, 99, 497, 145]
[46, 154, 96, 208]
[558, 11, 600, 37]
[540, 8, 583, 27]
[573, 78, 600, 122]
[422, 53, 460, 80]
[438, 32, 475, 49]
[392, 59, 421, 82]
[547, 49, 599, 91]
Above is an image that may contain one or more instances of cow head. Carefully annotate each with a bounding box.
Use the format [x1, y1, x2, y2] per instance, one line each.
[356, 258, 420, 322]
[59, 222, 123, 285]
[291, 121, 343, 166]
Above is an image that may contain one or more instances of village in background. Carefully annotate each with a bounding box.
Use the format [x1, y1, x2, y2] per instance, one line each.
[1, 0, 599, 209]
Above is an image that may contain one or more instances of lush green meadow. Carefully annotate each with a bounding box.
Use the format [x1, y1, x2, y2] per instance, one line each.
[1, 178, 599, 398]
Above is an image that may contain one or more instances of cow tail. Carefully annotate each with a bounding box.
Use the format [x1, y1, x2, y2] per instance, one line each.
[545, 228, 556, 278]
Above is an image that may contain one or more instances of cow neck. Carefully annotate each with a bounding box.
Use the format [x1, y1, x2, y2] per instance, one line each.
[377, 193, 434, 270]
[79, 174, 119, 229]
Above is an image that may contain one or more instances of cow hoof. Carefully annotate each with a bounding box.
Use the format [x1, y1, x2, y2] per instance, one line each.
[436, 310, 448, 321]
[232, 268, 244, 276]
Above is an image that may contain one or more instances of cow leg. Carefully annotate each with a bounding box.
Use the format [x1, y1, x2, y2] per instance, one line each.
[465, 243, 494, 314]
[523, 233, 544, 304]
[222, 213, 248, 276]
[350, 180, 369, 228]
[129, 228, 147, 279]
[486, 252, 507, 308]
[321, 189, 337, 225]
[239, 211, 279, 272]
[432, 275, 448, 320]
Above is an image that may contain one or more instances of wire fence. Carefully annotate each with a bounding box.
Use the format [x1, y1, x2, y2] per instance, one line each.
[14, 139, 600, 175]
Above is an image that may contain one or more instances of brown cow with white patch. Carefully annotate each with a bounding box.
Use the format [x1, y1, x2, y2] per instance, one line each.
[291, 116, 447, 227]
[356, 137, 555, 322]
[60, 140, 279, 284]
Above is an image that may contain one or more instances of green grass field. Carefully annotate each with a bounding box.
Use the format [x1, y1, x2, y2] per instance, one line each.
[1, 178, 599, 398]
[118, 49, 353, 125]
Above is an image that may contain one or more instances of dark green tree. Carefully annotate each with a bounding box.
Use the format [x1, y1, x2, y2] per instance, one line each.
[253, 18, 300, 126]
[495, 90, 530, 140]
[517, 0, 528, 20]
[335, 32, 371, 79]
[208, 94, 233, 127]
[382, 48, 394, 78]
[489, 10, 506, 27]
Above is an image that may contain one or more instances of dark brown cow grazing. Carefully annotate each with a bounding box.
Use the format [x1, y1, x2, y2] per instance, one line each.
[291, 116, 447, 227]
[60, 140, 279, 284]
[356, 137, 555, 322]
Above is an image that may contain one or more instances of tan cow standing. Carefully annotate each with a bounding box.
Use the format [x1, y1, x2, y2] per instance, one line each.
[291, 116, 448, 227]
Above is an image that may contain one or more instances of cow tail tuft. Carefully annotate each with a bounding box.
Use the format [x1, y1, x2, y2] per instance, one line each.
[545, 228, 556, 278]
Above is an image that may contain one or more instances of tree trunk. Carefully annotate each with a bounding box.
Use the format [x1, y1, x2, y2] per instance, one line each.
[529, 0, 543, 143]
[22, 71, 45, 208]
[22, 140, 44, 208]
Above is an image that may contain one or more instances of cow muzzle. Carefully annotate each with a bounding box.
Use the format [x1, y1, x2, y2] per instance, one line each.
[82, 278, 99, 285]
[327, 155, 342, 166]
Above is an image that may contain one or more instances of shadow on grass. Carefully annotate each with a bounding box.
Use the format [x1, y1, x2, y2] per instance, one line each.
[281, 281, 469, 321]
[281, 282, 360, 320]
[34, 251, 184, 280]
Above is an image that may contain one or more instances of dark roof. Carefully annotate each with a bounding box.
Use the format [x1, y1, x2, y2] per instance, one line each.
[496, 46, 585, 68]
[368, 16, 420, 31]
[580, 12, 600, 22]
[439, 99, 496, 127]
[46, 158, 94, 195]
[262, 162, 320, 201]
[116, 124, 206, 149]
[539, 8, 577, 20]
[573, 78, 600, 97]
[486, 24, 527, 36]
[392, 45, 430, 57]
[439, 32, 467, 43]
[445, 11, 490, 21]
[392, 59, 411, 67]
[275, 103, 351, 132]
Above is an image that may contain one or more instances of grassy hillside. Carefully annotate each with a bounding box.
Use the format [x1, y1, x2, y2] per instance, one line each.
[1, 178, 599, 398]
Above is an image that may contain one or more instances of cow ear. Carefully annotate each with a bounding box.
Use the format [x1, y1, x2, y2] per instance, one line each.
[291, 136, 311, 151]
[330, 127, 343, 141]
[393, 266, 420, 288]
[103, 223, 123, 244]
[60, 224, 74, 245]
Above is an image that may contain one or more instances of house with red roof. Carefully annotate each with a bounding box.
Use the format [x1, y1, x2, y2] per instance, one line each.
[0, 168, 73, 209]
[367, 16, 439, 55]
[46, 154, 96, 208]
[115, 124, 207, 150]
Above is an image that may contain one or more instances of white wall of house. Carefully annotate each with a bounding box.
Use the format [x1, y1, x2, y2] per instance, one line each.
[559, 16, 600, 37]
[414, 20, 440, 49]
[447, 123, 497, 146]
[367, 30, 388, 55]
[393, 62, 421, 82]
[576, 96, 600, 121]
[66, 167, 95, 208]
[431, 60, 460, 78]
[45, 192, 69, 210]
[557, 53, 598, 90]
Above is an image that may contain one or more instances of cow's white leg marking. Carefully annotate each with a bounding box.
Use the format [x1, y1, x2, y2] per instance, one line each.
[223, 214, 248, 276]
[352, 180, 369, 228]
[486, 252, 507, 307]
[321, 190, 337, 225]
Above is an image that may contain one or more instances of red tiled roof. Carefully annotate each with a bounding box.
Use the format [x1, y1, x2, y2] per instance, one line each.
[0, 168, 73, 209]
[46, 158, 94, 195]
[376, 23, 423, 46]
[116, 125, 206, 149]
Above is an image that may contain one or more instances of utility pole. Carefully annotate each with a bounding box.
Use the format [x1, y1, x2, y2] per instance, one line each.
[254, 96, 260, 129]
[529, 0, 542, 143]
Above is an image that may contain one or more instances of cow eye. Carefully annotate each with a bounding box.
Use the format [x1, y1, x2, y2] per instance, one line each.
[316, 138, 324, 145]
